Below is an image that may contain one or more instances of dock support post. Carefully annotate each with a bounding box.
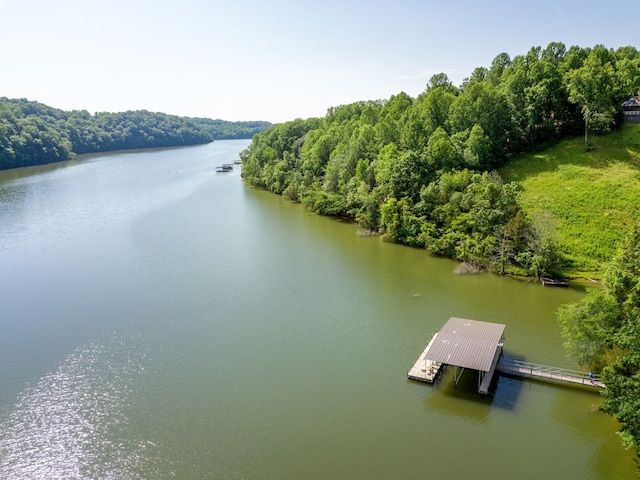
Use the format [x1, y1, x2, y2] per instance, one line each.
[454, 366, 465, 387]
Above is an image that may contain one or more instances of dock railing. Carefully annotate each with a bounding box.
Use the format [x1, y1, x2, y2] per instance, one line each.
[497, 359, 604, 387]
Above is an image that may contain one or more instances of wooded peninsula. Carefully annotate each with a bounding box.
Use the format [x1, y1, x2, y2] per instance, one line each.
[241, 42, 640, 280]
[0, 97, 272, 170]
[240, 41, 640, 464]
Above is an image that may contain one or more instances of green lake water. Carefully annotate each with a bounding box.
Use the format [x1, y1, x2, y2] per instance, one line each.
[0, 140, 635, 479]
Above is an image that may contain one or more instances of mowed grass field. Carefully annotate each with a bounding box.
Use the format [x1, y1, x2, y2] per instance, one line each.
[500, 123, 640, 278]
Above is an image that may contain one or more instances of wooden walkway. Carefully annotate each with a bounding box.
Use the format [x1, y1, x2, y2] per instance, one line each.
[407, 333, 444, 383]
[496, 360, 604, 389]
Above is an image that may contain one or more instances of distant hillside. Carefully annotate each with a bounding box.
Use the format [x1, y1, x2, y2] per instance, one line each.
[188, 118, 272, 140]
[500, 123, 640, 277]
[0, 97, 271, 170]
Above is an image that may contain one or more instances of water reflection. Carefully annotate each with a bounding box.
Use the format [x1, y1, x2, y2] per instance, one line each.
[0, 335, 167, 480]
[422, 369, 493, 423]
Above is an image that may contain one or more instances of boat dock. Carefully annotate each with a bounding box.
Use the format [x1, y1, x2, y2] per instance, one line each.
[407, 333, 445, 383]
[408, 317, 605, 394]
[407, 317, 505, 393]
[540, 277, 569, 287]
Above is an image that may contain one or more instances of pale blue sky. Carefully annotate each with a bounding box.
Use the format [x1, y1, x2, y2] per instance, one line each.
[1, 0, 637, 123]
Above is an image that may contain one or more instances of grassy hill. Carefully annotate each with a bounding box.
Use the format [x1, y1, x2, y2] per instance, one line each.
[500, 123, 640, 278]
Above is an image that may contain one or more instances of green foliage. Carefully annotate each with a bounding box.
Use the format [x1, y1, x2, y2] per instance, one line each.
[380, 197, 424, 247]
[448, 81, 510, 164]
[241, 118, 320, 190]
[0, 97, 218, 169]
[558, 289, 621, 367]
[241, 42, 640, 274]
[558, 222, 640, 458]
[73, 110, 213, 153]
[0, 100, 73, 168]
[187, 118, 271, 139]
[565, 45, 640, 147]
[415, 170, 530, 270]
[426, 127, 457, 170]
[500, 123, 640, 276]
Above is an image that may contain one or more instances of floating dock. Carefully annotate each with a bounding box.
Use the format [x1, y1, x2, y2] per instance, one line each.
[407, 333, 445, 383]
[407, 318, 605, 395]
[408, 317, 505, 393]
[540, 277, 569, 287]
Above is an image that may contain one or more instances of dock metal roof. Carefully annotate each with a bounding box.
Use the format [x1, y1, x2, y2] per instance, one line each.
[424, 317, 505, 372]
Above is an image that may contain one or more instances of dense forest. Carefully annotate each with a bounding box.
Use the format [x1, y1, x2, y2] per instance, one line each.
[188, 117, 272, 140]
[0, 98, 271, 170]
[241, 42, 640, 280]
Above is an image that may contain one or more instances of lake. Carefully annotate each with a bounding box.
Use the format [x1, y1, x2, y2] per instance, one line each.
[0, 140, 635, 479]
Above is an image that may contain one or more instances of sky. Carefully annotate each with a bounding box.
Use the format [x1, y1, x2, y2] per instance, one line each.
[1, 0, 638, 123]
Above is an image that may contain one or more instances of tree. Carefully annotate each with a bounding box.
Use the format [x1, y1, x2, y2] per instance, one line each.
[486, 52, 511, 85]
[417, 85, 457, 134]
[491, 210, 528, 273]
[462, 124, 491, 168]
[448, 81, 510, 164]
[519, 211, 562, 279]
[426, 126, 457, 170]
[565, 45, 620, 149]
[373, 142, 402, 202]
[558, 221, 640, 460]
[558, 289, 621, 368]
[427, 73, 457, 92]
[376, 92, 413, 145]
[460, 67, 488, 89]
[380, 197, 424, 246]
[541, 41, 567, 65]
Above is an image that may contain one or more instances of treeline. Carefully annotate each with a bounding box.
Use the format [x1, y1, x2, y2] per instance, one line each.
[188, 118, 272, 140]
[242, 43, 640, 278]
[0, 98, 271, 170]
[0, 98, 213, 169]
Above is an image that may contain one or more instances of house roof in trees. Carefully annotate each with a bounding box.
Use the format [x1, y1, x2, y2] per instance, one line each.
[623, 97, 640, 108]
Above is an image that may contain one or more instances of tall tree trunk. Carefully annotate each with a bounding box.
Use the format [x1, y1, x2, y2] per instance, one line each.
[584, 109, 589, 150]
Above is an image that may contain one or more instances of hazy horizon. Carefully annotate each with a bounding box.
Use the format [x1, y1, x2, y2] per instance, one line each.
[2, 0, 637, 123]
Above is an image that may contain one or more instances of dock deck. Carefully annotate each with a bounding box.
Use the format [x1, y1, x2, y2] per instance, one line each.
[407, 333, 444, 383]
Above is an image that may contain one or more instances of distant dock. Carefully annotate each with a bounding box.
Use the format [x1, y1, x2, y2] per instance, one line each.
[540, 277, 569, 287]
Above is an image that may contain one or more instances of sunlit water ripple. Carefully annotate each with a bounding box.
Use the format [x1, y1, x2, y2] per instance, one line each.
[0, 335, 167, 479]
